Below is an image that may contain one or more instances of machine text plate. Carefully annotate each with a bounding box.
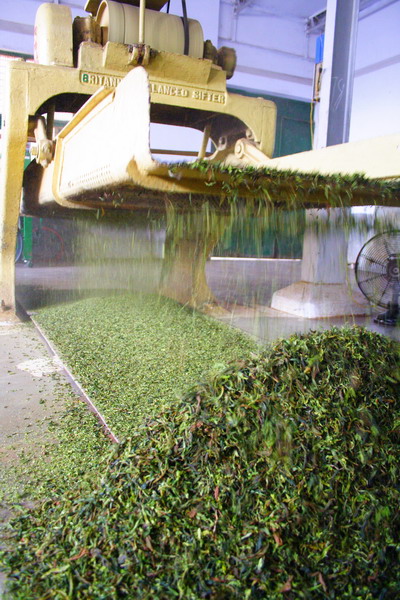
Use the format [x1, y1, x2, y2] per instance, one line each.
[80, 71, 227, 104]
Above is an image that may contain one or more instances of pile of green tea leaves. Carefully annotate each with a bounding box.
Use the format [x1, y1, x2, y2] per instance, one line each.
[2, 326, 399, 599]
[33, 293, 258, 439]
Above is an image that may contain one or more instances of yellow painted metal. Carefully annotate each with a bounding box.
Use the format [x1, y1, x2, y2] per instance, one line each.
[0, 62, 29, 312]
[42, 65, 276, 207]
[96, 1, 204, 56]
[18, 0, 277, 209]
[34, 4, 74, 67]
[85, 0, 169, 14]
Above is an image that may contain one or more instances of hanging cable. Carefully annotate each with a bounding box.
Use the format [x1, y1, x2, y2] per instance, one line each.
[181, 0, 189, 55]
[166, 0, 170, 13]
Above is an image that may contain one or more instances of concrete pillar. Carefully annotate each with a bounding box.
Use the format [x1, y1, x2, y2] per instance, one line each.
[271, 209, 369, 318]
[271, 0, 366, 319]
[160, 208, 230, 313]
[301, 210, 348, 284]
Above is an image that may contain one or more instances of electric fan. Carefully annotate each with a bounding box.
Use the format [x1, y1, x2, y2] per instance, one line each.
[355, 231, 400, 326]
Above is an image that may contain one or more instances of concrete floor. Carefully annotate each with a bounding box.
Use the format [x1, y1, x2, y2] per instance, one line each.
[0, 317, 76, 598]
[0, 319, 68, 492]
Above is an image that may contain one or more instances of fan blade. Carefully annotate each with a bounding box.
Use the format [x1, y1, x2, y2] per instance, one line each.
[355, 230, 400, 309]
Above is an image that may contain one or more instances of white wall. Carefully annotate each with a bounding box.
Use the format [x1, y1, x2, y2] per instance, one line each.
[218, 0, 319, 100]
[350, 1, 400, 141]
[167, 0, 220, 45]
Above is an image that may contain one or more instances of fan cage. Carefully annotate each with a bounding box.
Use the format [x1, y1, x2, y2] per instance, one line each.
[355, 230, 400, 309]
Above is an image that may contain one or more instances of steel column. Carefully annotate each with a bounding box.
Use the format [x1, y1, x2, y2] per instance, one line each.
[314, 0, 360, 148]
[327, 0, 360, 145]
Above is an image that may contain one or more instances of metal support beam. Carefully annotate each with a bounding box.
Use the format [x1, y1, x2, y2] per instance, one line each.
[327, 0, 360, 145]
[314, 0, 360, 148]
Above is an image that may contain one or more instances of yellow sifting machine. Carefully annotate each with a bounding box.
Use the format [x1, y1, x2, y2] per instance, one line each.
[0, 0, 399, 312]
[13, 0, 280, 214]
